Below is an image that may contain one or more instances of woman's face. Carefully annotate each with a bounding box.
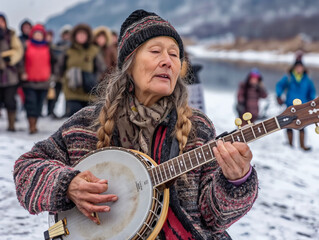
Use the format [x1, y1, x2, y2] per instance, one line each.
[130, 36, 181, 106]
[22, 24, 32, 35]
[249, 76, 259, 86]
[96, 34, 107, 47]
[32, 31, 44, 41]
[294, 64, 304, 74]
[46, 33, 53, 43]
[0, 18, 6, 29]
[75, 30, 88, 44]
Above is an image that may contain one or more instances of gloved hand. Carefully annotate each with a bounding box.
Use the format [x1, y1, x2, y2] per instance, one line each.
[3, 56, 10, 63]
[276, 97, 284, 105]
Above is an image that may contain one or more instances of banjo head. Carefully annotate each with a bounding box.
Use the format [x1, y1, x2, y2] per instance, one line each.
[55, 148, 154, 240]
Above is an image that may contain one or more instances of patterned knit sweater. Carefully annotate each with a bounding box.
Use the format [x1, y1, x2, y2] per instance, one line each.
[14, 105, 258, 240]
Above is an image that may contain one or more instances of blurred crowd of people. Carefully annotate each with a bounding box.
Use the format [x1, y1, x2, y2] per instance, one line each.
[0, 13, 118, 134]
[0, 12, 206, 135]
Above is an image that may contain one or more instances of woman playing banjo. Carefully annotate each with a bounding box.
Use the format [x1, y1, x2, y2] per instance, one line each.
[14, 10, 258, 239]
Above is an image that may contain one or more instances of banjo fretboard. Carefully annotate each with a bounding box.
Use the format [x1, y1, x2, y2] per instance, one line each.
[149, 117, 281, 187]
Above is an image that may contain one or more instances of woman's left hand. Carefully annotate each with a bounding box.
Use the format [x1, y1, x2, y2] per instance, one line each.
[213, 140, 252, 181]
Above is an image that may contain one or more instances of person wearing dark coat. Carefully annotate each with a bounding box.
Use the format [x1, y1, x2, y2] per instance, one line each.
[21, 24, 53, 134]
[45, 30, 61, 118]
[19, 19, 32, 48]
[17, 19, 33, 112]
[180, 51, 206, 113]
[46, 25, 72, 119]
[237, 68, 268, 123]
[0, 13, 24, 131]
[56, 24, 72, 52]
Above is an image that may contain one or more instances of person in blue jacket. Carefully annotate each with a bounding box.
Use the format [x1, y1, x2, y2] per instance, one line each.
[276, 59, 316, 151]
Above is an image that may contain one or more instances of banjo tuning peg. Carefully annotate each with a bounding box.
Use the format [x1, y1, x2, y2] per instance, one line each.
[243, 112, 252, 124]
[293, 98, 302, 106]
[235, 118, 242, 129]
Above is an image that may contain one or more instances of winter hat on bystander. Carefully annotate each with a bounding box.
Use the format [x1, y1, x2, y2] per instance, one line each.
[117, 9, 184, 69]
[59, 24, 72, 36]
[293, 59, 304, 67]
[29, 24, 46, 39]
[249, 68, 262, 78]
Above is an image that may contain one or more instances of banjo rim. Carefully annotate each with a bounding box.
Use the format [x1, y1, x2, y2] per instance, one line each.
[50, 147, 170, 240]
[131, 149, 170, 240]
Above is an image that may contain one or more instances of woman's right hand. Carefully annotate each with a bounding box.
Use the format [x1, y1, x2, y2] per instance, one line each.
[67, 171, 118, 224]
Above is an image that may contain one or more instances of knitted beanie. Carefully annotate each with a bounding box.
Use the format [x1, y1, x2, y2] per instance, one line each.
[293, 59, 304, 67]
[249, 68, 261, 78]
[29, 24, 47, 39]
[118, 9, 184, 69]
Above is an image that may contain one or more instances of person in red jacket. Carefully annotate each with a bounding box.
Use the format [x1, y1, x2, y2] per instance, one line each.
[236, 68, 268, 123]
[21, 24, 51, 134]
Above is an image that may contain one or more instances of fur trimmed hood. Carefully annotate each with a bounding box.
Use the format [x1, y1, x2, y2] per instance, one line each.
[71, 23, 93, 45]
[93, 26, 113, 47]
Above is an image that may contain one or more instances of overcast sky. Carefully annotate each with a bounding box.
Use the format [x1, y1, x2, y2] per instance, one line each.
[1, 0, 88, 33]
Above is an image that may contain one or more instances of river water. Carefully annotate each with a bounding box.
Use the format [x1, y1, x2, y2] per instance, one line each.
[191, 58, 319, 93]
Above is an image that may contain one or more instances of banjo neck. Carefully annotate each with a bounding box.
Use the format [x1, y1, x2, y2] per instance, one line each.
[149, 116, 282, 188]
[149, 96, 319, 187]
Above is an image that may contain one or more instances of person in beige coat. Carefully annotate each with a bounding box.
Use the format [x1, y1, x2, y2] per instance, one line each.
[0, 13, 23, 131]
[93, 26, 117, 74]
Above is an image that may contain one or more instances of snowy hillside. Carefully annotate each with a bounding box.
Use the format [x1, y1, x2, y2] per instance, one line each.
[187, 44, 319, 68]
[45, 0, 319, 41]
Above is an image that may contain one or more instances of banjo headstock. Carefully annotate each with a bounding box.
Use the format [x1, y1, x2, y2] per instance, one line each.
[277, 97, 319, 132]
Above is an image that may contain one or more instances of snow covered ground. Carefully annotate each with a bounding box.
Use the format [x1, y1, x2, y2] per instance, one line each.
[0, 98, 66, 240]
[187, 45, 319, 68]
[0, 90, 319, 240]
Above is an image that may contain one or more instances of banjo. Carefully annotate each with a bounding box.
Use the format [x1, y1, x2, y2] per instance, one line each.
[44, 98, 319, 240]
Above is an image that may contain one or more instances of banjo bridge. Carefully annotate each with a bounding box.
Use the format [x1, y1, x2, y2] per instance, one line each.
[44, 218, 69, 240]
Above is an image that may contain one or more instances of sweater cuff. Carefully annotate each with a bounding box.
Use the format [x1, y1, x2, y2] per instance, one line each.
[228, 165, 252, 187]
[54, 168, 81, 212]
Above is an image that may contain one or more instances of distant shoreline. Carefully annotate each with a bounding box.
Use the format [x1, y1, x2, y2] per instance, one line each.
[187, 45, 319, 69]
